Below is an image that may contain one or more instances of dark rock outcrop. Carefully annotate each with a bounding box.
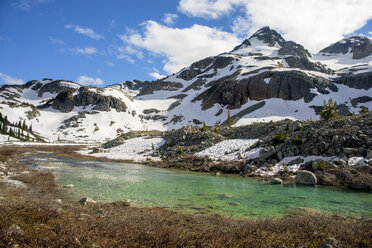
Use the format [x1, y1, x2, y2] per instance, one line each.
[334, 72, 372, 90]
[138, 81, 183, 95]
[194, 70, 331, 110]
[320, 36, 372, 59]
[51, 87, 127, 113]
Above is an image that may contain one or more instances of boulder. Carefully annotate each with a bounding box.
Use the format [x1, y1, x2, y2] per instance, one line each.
[62, 184, 74, 188]
[367, 150, 372, 159]
[79, 197, 96, 205]
[319, 237, 340, 248]
[343, 148, 358, 155]
[296, 170, 317, 185]
[271, 178, 283, 184]
[288, 157, 304, 165]
[259, 146, 276, 159]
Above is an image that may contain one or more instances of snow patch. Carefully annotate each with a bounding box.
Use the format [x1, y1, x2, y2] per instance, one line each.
[78, 137, 165, 162]
[196, 139, 259, 161]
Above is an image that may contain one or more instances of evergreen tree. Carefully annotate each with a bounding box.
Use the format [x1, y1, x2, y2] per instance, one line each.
[227, 109, 232, 128]
[22, 120, 26, 130]
[320, 99, 338, 120]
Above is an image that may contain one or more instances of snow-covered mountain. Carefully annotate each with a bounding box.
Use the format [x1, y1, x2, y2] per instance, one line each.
[1, 27, 371, 142]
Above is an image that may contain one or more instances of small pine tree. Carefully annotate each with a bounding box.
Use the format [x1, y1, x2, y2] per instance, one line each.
[227, 109, 232, 128]
[320, 99, 338, 120]
[22, 120, 26, 130]
[213, 121, 220, 133]
[359, 106, 369, 114]
[201, 121, 210, 131]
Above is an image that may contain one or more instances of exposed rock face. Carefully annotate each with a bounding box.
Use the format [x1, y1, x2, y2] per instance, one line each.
[296, 170, 317, 185]
[320, 36, 372, 59]
[177, 56, 234, 81]
[138, 80, 183, 96]
[334, 72, 372, 90]
[194, 70, 331, 110]
[36, 80, 77, 97]
[51, 87, 127, 113]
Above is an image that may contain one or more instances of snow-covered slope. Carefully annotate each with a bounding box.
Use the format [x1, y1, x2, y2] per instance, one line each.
[1, 27, 371, 142]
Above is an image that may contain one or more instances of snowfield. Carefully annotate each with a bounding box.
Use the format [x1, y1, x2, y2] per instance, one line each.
[78, 137, 165, 162]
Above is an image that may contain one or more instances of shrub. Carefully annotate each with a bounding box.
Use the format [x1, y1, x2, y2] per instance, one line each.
[359, 106, 369, 114]
[282, 163, 289, 173]
[176, 146, 184, 154]
[213, 121, 220, 133]
[320, 99, 338, 120]
[272, 130, 288, 144]
[201, 121, 211, 132]
[292, 135, 302, 145]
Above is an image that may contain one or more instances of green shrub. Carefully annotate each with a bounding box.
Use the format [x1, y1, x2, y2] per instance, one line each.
[320, 99, 338, 120]
[176, 146, 184, 154]
[213, 121, 220, 133]
[359, 106, 369, 114]
[282, 163, 289, 173]
[272, 130, 288, 144]
[201, 121, 211, 131]
[292, 135, 302, 145]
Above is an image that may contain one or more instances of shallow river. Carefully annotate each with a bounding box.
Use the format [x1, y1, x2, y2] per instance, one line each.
[21, 152, 372, 218]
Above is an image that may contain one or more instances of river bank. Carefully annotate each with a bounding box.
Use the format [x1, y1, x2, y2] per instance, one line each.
[0, 146, 372, 247]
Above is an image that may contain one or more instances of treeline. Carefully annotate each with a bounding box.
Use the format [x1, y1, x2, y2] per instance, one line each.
[0, 113, 43, 142]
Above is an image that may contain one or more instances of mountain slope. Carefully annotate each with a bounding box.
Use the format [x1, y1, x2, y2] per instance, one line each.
[0, 27, 371, 142]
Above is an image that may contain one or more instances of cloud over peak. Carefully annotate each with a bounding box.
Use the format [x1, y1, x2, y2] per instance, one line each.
[120, 21, 240, 74]
[178, 0, 372, 52]
[77, 75, 104, 86]
[0, 72, 24, 85]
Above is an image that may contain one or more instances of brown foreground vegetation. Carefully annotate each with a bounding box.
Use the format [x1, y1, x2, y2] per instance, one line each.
[0, 146, 371, 247]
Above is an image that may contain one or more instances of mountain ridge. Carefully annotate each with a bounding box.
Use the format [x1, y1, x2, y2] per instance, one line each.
[1, 27, 371, 142]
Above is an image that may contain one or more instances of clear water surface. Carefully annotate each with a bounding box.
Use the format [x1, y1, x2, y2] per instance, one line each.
[21, 152, 372, 218]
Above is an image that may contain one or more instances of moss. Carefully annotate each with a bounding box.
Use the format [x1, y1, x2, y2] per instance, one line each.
[292, 135, 302, 145]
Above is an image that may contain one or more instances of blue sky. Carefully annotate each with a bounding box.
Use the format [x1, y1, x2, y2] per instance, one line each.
[0, 0, 371, 87]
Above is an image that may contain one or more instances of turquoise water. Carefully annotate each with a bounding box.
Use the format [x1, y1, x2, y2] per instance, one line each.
[21, 152, 372, 218]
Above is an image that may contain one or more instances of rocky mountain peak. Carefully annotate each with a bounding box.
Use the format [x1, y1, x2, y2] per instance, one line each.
[320, 35, 372, 59]
[248, 26, 286, 47]
[232, 27, 310, 58]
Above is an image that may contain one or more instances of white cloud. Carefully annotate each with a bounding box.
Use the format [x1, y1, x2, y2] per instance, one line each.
[149, 72, 166, 79]
[13, 0, 49, 11]
[163, 13, 178, 25]
[369, 31, 372, 37]
[65, 24, 104, 40]
[50, 37, 65, 45]
[76, 76, 104, 86]
[120, 21, 240, 73]
[71, 47, 97, 55]
[0, 72, 24, 85]
[178, 0, 372, 52]
[115, 47, 135, 63]
[107, 62, 115, 67]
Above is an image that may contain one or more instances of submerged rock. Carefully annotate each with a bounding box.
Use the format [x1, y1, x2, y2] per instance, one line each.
[296, 170, 317, 185]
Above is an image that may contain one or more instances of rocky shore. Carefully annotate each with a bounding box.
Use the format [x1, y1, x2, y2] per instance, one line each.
[90, 112, 372, 191]
[0, 146, 371, 247]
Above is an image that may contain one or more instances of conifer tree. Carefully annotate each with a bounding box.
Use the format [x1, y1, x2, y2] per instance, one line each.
[227, 109, 232, 128]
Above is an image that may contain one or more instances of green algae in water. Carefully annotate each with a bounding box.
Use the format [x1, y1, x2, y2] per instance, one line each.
[21, 153, 372, 218]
